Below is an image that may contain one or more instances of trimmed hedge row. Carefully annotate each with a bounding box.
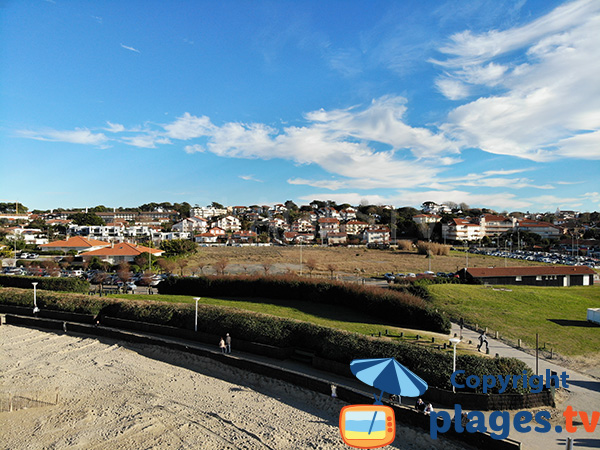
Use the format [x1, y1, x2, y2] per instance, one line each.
[0, 275, 89, 293]
[157, 275, 451, 334]
[0, 287, 530, 393]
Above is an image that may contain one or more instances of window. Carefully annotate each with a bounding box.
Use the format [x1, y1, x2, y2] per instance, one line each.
[536, 275, 542, 281]
[516, 276, 522, 281]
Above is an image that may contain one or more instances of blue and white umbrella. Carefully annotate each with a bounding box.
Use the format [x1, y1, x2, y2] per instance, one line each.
[350, 358, 428, 404]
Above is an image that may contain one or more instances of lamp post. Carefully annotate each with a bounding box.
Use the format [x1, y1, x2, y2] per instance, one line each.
[449, 337, 461, 393]
[193, 297, 200, 332]
[32, 282, 39, 315]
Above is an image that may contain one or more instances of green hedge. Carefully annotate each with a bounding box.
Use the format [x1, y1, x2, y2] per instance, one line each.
[0, 287, 530, 393]
[157, 275, 451, 334]
[0, 275, 89, 293]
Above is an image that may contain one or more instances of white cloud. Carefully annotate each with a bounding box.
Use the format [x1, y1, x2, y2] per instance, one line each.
[239, 175, 263, 183]
[105, 122, 125, 133]
[18, 128, 108, 146]
[163, 113, 215, 140]
[438, 0, 600, 162]
[120, 44, 140, 53]
[184, 144, 205, 154]
[120, 134, 171, 148]
[435, 77, 470, 100]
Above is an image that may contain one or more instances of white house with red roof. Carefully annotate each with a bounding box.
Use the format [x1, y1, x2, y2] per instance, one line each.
[341, 220, 369, 236]
[318, 217, 340, 239]
[442, 218, 482, 242]
[39, 236, 112, 254]
[214, 215, 241, 232]
[517, 219, 561, 239]
[80, 242, 164, 264]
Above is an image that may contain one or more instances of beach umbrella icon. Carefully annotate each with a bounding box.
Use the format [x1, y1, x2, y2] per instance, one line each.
[350, 358, 428, 404]
[350, 358, 428, 437]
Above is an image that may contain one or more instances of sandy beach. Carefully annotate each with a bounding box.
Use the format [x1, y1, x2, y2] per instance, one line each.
[0, 325, 473, 449]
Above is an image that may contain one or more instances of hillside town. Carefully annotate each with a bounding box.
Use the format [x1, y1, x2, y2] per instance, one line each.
[1, 200, 599, 264]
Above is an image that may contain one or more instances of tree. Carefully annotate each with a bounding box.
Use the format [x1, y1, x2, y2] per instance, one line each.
[305, 258, 318, 277]
[262, 262, 271, 275]
[160, 239, 197, 257]
[117, 262, 131, 282]
[176, 258, 188, 276]
[211, 201, 224, 209]
[214, 258, 228, 275]
[326, 263, 337, 279]
[69, 212, 105, 226]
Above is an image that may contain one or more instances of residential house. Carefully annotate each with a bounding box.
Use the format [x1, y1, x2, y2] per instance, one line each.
[517, 219, 561, 240]
[341, 220, 369, 236]
[412, 214, 441, 225]
[215, 215, 241, 232]
[442, 218, 482, 242]
[195, 233, 219, 244]
[339, 207, 357, 221]
[80, 242, 164, 264]
[364, 228, 390, 246]
[283, 232, 315, 244]
[173, 216, 208, 234]
[190, 206, 228, 219]
[232, 230, 257, 243]
[318, 217, 340, 239]
[479, 214, 517, 237]
[5, 227, 48, 245]
[327, 232, 347, 245]
[39, 236, 111, 254]
[291, 218, 315, 234]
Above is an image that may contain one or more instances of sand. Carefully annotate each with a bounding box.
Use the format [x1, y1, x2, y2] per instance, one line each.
[0, 325, 471, 449]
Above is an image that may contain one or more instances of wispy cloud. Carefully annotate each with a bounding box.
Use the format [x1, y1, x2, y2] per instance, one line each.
[437, 0, 600, 162]
[239, 175, 263, 183]
[120, 43, 140, 53]
[18, 128, 107, 146]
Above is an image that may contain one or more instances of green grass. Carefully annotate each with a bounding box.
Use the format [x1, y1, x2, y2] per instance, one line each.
[427, 284, 600, 356]
[108, 293, 450, 344]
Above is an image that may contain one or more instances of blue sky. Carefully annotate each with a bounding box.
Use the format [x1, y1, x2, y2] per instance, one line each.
[1, 0, 598, 213]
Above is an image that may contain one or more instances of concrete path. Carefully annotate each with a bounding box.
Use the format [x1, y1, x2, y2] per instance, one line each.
[450, 322, 600, 449]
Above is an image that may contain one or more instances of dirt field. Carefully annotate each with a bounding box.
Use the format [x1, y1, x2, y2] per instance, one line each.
[182, 246, 546, 278]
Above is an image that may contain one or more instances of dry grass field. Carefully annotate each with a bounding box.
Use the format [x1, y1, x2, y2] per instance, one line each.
[180, 246, 547, 278]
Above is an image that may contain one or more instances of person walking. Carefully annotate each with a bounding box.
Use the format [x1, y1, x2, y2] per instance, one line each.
[477, 331, 489, 352]
[225, 333, 231, 354]
[219, 337, 226, 354]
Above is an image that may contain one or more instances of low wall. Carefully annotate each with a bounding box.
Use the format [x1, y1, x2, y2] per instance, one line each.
[3, 314, 521, 450]
[101, 316, 294, 360]
[425, 387, 555, 411]
[0, 304, 96, 324]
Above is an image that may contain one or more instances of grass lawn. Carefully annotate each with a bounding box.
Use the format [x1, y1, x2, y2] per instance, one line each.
[427, 284, 600, 356]
[108, 293, 453, 349]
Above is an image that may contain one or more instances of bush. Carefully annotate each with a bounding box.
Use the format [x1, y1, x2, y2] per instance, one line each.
[0, 275, 89, 293]
[0, 287, 529, 393]
[415, 241, 451, 256]
[397, 240, 414, 251]
[157, 274, 451, 334]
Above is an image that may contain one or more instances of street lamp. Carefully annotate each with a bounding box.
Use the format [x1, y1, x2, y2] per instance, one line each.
[193, 297, 200, 332]
[449, 337, 461, 393]
[32, 282, 39, 315]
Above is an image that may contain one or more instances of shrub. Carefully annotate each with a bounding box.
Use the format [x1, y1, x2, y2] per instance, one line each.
[397, 240, 414, 251]
[0, 275, 89, 293]
[415, 241, 451, 256]
[157, 274, 451, 334]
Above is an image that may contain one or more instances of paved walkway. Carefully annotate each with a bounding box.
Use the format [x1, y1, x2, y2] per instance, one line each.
[450, 322, 600, 449]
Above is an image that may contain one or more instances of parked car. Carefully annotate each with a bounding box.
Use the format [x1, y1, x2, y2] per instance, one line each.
[125, 282, 137, 292]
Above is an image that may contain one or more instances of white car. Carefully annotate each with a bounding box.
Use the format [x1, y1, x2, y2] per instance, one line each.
[125, 282, 137, 292]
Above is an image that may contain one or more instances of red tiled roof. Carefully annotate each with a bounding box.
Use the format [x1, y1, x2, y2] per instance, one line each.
[466, 266, 595, 277]
[40, 236, 111, 248]
[81, 242, 163, 257]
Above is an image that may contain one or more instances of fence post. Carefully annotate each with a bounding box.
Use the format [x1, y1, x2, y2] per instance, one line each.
[566, 437, 573, 450]
[518, 339, 521, 348]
